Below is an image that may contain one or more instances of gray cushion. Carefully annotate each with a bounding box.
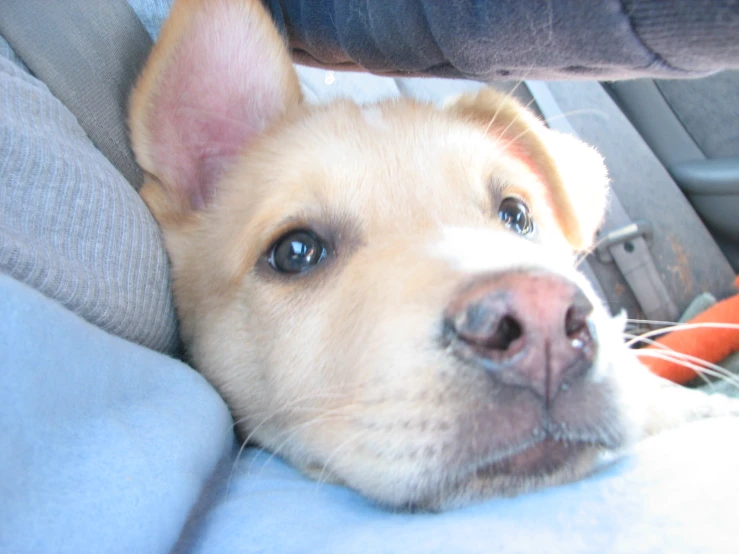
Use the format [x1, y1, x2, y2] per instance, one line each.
[0, 36, 179, 354]
[656, 71, 739, 159]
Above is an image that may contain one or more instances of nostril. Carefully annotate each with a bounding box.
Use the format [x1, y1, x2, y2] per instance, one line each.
[486, 315, 522, 350]
[453, 305, 523, 352]
[450, 298, 524, 353]
[564, 306, 586, 337]
[444, 274, 599, 401]
[564, 289, 594, 340]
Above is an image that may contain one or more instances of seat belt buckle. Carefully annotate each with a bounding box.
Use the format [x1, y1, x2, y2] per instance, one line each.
[595, 221, 653, 264]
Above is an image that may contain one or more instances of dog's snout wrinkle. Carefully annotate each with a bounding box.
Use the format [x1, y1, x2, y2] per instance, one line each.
[445, 272, 597, 403]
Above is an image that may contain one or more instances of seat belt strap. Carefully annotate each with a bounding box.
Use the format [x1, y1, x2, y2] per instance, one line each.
[0, 0, 153, 189]
[524, 81, 680, 322]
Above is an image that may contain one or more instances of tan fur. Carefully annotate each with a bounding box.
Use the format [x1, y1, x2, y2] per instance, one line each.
[130, 0, 739, 510]
[447, 89, 608, 250]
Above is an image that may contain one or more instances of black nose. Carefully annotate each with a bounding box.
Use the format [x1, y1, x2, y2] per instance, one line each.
[444, 271, 596, 403]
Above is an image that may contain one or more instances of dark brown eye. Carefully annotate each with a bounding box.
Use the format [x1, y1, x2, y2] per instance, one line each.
[498, 197, 534, 236]
[269, 230, 327, 274]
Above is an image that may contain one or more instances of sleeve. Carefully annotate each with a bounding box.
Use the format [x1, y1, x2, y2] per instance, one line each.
[263, 0, 739, 80]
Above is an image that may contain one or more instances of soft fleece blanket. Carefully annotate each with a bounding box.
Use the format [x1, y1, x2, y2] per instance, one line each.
[3, 272, 739, 554]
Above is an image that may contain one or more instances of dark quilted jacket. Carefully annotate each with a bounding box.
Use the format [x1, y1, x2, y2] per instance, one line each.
[265, 0, 739, 80]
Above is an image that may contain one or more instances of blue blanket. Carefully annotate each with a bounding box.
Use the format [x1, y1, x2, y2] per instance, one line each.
[2, 273, 739, 554]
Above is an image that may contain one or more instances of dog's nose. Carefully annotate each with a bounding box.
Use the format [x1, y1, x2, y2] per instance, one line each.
[444, 272, 596, 403]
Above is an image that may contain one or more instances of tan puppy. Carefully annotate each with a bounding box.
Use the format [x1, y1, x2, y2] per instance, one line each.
[130, 0, 738, 510]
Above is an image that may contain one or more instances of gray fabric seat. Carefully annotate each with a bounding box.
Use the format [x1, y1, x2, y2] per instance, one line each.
[0, 37, 179, 355]
[608, 71, 739, 270]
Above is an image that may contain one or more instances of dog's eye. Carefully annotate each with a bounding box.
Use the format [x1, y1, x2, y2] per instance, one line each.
[269, 230, 327, 274]
[498, 197, 534, 236]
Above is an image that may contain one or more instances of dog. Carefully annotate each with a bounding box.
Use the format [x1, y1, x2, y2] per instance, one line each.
[129, 0, 738, 510]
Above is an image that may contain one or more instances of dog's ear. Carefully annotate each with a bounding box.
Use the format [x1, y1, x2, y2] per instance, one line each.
[130, 0, 301, 223]
[447, 89, 608, 251]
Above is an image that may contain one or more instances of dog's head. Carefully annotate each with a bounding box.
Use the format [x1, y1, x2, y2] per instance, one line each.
[131, 0, 642, 509]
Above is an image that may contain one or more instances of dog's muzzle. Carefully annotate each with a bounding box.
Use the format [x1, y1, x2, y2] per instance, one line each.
[442, 271, 597, 405]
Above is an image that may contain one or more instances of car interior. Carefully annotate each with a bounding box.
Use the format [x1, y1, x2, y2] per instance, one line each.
[608, 72, 739, 271]
[494, 74, 739, 326]
[2, 1, 738, 551]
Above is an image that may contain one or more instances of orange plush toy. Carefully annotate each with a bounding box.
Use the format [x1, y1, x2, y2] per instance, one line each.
[637, 277, 739, 385]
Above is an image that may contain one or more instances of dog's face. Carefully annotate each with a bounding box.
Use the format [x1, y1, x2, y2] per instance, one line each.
[131, 0, 646, 509]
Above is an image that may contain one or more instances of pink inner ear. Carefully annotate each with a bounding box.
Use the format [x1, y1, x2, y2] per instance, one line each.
[169, 108, 260, 208]
[147, 0, 295, 209]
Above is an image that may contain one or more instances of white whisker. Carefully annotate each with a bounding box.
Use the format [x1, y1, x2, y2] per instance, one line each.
[225, 388, 369, 490]
[480, 81, 533, 138]
[635, 349, 739, 390]
[626, 322, 739, 347]
[314, 428, 373, 490]
[540, 108, 607, 126]
[495, 95, 540, 146]
[247, 405, 358, 484]
[574, 232, 616, 267]
[626, 332, 739, 388]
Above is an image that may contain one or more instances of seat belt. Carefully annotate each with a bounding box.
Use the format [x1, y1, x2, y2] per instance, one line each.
[525, 81, 680, 322]
[0, 0, 153, 190]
